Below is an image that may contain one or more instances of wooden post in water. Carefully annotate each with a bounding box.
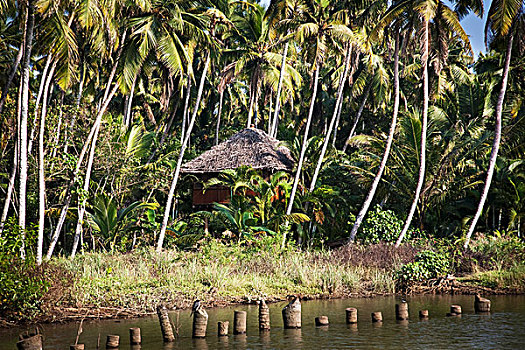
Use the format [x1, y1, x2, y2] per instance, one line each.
[395, 301, 409, 320]
[233, 310, 247, 334]
[474, 294, 491, 313]
[282, 297, 301, 329]
[16, 329, 43, 350]
[315, 316, 329, 326]
[218, 321, 229, 336]
[371, 312, 383, 322]
[419, 310, 429, 318]
[70, 345, 84, 350]
[192, 308, 209, 338]
[157, 305, 175, 342]
[106, 335, 119, 348]
[345, 308, 358, 324]
[259, 299, 271, 331]
[129, 327, 141, 345]
[447, 305, 462, 316]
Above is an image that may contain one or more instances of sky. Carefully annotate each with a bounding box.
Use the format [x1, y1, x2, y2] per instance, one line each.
[258, 0, 491, 58]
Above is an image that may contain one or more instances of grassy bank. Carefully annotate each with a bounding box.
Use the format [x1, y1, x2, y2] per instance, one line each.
[2, 236, 525, 325]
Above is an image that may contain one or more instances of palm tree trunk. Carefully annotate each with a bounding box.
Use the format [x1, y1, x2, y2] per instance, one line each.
[51, 92, 65, 159]
[102, 29, 127, 106]
[157, 52, 211, 252]
[70, 121, 100, 258]
[181, 77, 192, 143]
[63, 57, 85, 154]
[246, 85, 255, 127]
[282, 65, 320, 248]
[46, 83, 119, 259]
[124, 72, 139, 128]
[0, 141, 18, 235]
[342, 82, 372, 153]
[0, 41, 24, 115]
[28, 54, 53, 156]
[309, 45, 352, 192]
[215, 89, 223, 145]
[395, 19, 429, 247]
[348, 30, 400, 243]
[37, 62, 56, 265]
[18, 0, 36, 258]
[271, 41, 289, 137]
[463, 31, 514, 248]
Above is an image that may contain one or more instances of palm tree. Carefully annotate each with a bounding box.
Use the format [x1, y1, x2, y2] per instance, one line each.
[394, 0, 481, 247]
[463, 0, 524, 248]
[18, 0, 36, 259]
[282, 0, 353, 247]
[348, 25, 401, 243]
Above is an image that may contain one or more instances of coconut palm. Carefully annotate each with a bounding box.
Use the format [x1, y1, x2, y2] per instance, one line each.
[464, 0, 525, 248]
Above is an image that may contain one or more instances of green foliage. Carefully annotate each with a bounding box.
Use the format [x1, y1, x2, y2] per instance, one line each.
[357, 205, 403, 243]
[396, 250, 450, 285]
[0, 218, 49, 320]
[86, 194, 159, 251]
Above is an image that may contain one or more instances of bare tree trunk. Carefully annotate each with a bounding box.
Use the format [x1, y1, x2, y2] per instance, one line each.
[463, 31, 514, 248]
[267, 90, 272, 133]
[181, 77, 192, 143]
[46, 84, 119, 259]
[215, 89, 223, 145]
[102, 29, 127, 106]
[124, 72, 139, 128]
[309, 45, 352, 192]
[282, 66, 320, 248]
[51, 92, 65, 159]
[246, 85, 255, 128]
[63, 58, 85, 154]
[157, 53, 211, 252]
[342, 82, 372, 153]
[18, 0, 36, 259]
[0, 142, 18, 235]
[395, 19, 429, 247]
[0, 41, 24, 115]
[348, 30, 400, 243]
[271, 42, 289, 138]
[70, 121, 100, 258]
[28, 54, 53, 155]
[37, 62, 56, 265]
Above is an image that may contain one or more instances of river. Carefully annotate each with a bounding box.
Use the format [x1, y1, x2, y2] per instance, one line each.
[1, 295, 524, 349]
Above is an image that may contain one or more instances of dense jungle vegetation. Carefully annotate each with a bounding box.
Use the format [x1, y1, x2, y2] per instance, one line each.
[0, 0, 524, 321]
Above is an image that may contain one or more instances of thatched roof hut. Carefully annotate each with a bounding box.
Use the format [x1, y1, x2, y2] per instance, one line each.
[182, 128, 294, 174]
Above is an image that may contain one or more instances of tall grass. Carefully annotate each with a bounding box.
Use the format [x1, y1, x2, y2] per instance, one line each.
[50, 242, 398, 312]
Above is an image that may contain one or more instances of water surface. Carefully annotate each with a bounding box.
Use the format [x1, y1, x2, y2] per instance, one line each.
[2, 295, 524, 349]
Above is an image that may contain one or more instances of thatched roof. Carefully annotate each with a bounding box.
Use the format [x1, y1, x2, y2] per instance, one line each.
[182, 128, 294, 174]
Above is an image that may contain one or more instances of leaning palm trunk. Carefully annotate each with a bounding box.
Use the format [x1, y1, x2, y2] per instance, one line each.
[271, 41, 289, 137]
[181, 77, 192, 143]
[37, 62, 56, 265]
[342, 82, 372, 153]
[124, 72, 139, 128]
[157, 53, 211, 252]
[348, 31, 400, 243]
[70, 83, 121, 258]
[215, 89, 224, 145]
[0, 41, 24, 115]
[282, 66, 320, 248]
[463, 31, 514, 248]
[0, 142, 18, 235]
[18, 0, 36, 258]
[28, 54, 53, 155]
[46, 84, 119, 259]
[395, 19, 429, 247]
[309, 45, 352, 192]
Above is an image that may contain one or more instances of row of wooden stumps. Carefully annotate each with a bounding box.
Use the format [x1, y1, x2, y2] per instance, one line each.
[15, 294, 492, 349]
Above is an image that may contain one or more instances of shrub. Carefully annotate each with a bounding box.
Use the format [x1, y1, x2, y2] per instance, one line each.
[357, 205, 403, 243]
[396, 250, 450, 286]
[0, 218, 50, 320]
